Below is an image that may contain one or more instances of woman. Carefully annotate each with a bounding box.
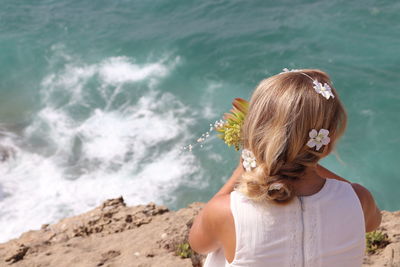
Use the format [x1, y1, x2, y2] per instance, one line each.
[189, 69, 381, 267]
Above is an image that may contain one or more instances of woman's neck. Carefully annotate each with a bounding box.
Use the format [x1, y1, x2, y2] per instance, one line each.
[291, 166, 326, 197]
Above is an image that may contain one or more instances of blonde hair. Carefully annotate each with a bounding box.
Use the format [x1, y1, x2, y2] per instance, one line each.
[236, 69, 347, 203]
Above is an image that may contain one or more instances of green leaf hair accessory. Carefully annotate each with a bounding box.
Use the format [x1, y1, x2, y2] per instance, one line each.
[180, 98, 249, 152]
[306, 129, 330, 151]
[215, 98, 249, 151]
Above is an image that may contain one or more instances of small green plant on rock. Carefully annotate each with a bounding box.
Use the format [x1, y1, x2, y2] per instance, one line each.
[176, 242, 193, 258]
[366, 231, 390, 254]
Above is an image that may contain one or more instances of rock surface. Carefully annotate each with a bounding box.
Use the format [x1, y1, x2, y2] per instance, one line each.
[0, 197, 204, 267]
[363, 210, 400, 267]
[0, 197, 398, 267]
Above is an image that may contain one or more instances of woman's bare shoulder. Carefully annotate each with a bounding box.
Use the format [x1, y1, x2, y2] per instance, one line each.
[205, 194, 232, 222]
[188, 193, 233, 254]
[351, 183, 382, 232]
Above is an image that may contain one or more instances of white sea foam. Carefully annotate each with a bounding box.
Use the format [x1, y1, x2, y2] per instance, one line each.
[0, 52, 202, 243]
[200, 82, 223, 119]
[98, 56, 169, 85]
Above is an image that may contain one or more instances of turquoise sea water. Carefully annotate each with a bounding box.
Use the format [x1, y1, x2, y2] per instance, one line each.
[0, 0, 399, 242]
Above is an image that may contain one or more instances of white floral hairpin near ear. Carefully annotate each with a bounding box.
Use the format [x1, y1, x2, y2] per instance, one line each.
[241, 149, 257, 171]
[306, 129, 330, 151]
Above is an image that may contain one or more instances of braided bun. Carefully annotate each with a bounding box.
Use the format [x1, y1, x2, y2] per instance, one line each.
[265, 178, 293, 203]
[237, 163, 295, 204]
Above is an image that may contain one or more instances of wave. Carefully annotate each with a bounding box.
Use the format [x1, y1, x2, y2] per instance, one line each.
[0, 49, 202, 243]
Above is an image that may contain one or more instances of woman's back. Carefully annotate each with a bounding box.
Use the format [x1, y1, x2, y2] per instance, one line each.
[204, 178, 365, 267]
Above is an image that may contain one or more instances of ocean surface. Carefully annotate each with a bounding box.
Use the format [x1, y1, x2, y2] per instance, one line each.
[0, 0, 399, 243]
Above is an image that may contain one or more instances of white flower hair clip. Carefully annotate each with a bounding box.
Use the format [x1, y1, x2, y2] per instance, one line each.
[241, 149, 257, 171]
[280, 68, 302, 74]
[312, 80, 335, 100]
[306, 129, 330, 151]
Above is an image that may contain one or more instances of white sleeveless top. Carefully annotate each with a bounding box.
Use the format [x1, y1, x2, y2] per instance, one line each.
[203, 178, 365, 267]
